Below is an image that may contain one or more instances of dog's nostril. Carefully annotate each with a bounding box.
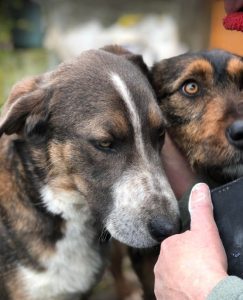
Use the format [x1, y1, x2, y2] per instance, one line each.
[148, 216, 178, 243]
[228, 122, 243, 141]
[227, 121, 243, 149]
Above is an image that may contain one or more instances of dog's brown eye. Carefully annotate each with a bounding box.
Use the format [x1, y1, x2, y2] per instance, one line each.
[98, 141, 112, 149]
[182, 81, 199, 96]
[91, 139, 115, 153]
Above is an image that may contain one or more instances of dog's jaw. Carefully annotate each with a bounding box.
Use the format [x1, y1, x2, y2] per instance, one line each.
[212, 163, 243, 183]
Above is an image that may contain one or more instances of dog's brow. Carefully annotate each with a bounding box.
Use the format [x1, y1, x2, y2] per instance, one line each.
[173, 59, 213, 88]
[186, 59, 213, 75]
[108, 112, 129, 136]
[78, 112, 129, 139]
[227, 59, 243, 77]
[111, 73, 147, 161]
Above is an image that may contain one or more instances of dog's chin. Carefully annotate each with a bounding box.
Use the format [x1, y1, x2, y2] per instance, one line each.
[207, 164, 243, 184]
[106, 223, 158, 248]
[111, 232, 158, 248]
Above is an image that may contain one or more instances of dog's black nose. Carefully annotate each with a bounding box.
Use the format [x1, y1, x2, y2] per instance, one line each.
[148, 216, 178, 242]
[227, 121, 243, 149]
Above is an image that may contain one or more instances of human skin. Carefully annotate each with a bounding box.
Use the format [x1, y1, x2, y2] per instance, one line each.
[224, 0, 243, 14]
[161, 134, 196, 199]
[154, 183, 228, 300]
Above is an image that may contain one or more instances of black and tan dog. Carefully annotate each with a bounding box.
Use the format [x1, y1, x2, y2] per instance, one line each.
[130, 49, 243, 300]
[152, 49, 243, 183]
[0, 45, 180, 300]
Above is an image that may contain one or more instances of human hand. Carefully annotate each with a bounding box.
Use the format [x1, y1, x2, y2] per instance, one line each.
[161, 133, 197, 199]
[154, 183, 228, 300]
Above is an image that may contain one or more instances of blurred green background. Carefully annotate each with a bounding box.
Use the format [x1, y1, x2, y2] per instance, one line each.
[0, 49, 55, 107]
[0, 0, 214, 109]
[0, 0, 58, 107]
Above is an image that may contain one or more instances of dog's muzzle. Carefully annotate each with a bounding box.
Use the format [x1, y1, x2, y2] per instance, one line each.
[227, 120, 243, 150]
[106, 168, 180, 248]
[148, 215, 180, 243]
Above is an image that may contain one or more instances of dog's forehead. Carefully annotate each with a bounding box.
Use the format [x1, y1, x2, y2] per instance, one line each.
[57, 49, 139, 81]
[53, 49, 158, 113]
[49, 49, 162, 133]
[56, 49, 145, 86]
[178, 50, 242, 78]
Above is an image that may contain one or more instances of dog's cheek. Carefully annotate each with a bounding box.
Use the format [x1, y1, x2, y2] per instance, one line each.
[106, 208, 157, 248]
[188, 98, 236, 168]
[47, 141, 121, 210]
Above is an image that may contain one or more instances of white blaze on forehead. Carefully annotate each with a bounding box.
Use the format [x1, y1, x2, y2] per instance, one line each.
[111, 73, 147, 161]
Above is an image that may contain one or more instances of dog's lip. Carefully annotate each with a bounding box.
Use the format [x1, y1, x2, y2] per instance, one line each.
[207, 162, 243, 184]
[224, 0, 243, 14]
[99, 229, 112, 244]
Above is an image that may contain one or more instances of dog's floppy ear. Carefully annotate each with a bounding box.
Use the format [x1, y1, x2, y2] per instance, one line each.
[102, 44, 149, 77]
[102, 45, 132, 56]
[0, 76, 51, 137]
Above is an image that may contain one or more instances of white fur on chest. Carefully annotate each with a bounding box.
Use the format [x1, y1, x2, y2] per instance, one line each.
[20, 186, 106, 300]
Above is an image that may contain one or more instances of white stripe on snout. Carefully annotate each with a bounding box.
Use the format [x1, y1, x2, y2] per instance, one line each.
[111, 73, 147, 161]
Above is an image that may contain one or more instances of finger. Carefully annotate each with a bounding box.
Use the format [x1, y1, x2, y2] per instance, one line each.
[189, 183, 217, 232]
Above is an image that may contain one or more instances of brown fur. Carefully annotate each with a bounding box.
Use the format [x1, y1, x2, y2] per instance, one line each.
[0, 45, 177, 300]
[152, 49, 243, 183]
[148, 103, 164, 129]
[130, 50, 243, 300]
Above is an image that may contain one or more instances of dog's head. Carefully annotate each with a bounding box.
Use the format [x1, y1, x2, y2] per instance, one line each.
[152, 49, 243, 183]
[0, 46, 179, 248]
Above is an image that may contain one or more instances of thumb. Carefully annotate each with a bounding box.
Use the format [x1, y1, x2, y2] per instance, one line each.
[189, 183, 217, 232]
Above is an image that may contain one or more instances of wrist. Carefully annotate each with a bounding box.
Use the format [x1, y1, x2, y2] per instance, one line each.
[192, 272, 228, 300]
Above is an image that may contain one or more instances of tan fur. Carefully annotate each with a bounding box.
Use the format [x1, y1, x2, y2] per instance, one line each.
[0, 140, 56, 264]
[227, 59, 243, 76]
[148, 103, 164, 128]
[172, 59, 213, 90]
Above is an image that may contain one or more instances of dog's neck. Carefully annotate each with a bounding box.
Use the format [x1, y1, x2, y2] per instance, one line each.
[0, 135, 64, 244]
[0, 136, 108, 298]
[13, 138, 47, 204]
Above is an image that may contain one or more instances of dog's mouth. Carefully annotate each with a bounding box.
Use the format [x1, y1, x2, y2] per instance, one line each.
[194, 142, 243, 184]
[206, 163, 243, 185]
[99, 228, 112, 244]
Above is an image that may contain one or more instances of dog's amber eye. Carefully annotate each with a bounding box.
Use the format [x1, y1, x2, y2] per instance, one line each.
[182, 81, 199, 96]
